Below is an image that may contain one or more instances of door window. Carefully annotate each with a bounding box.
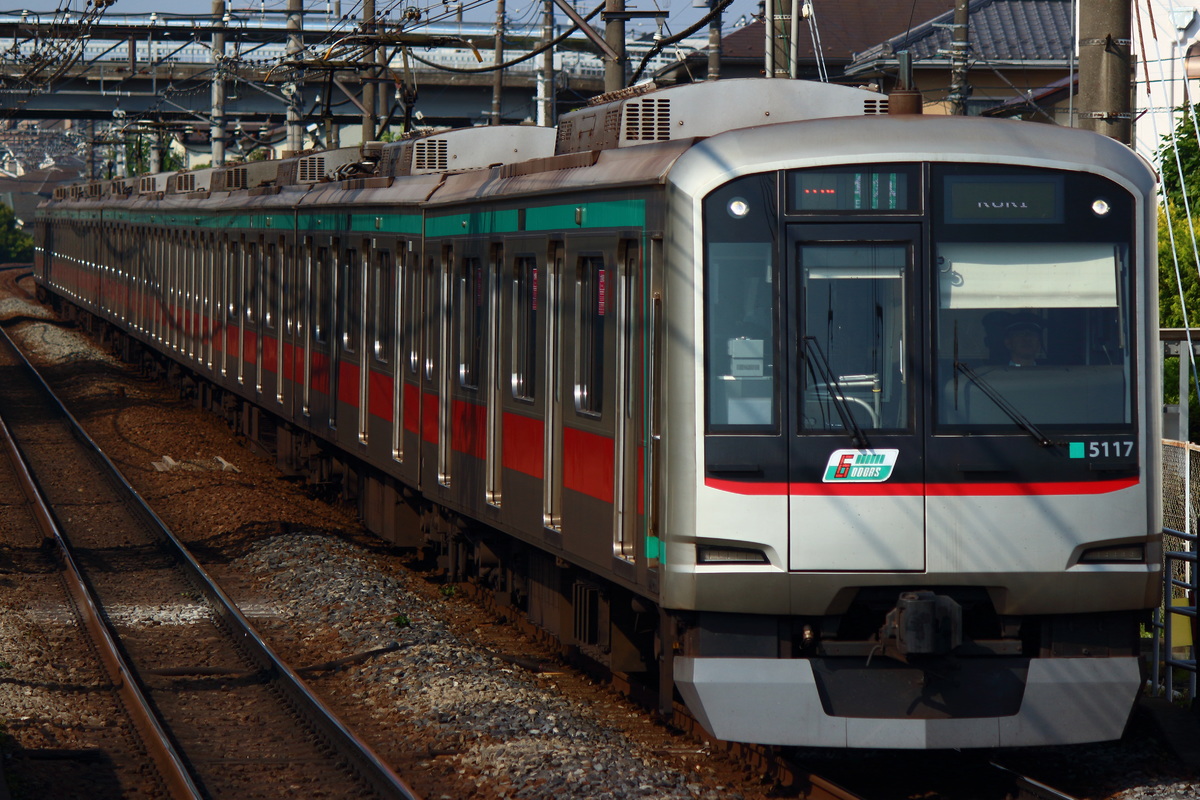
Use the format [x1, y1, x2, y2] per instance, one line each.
[799, 243, 909, 432]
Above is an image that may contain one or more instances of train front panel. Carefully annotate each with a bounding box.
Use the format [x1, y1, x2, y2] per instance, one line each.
[661, 115, 1160, 749]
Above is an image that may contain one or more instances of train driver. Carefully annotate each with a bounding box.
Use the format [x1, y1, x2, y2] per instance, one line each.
[1003, 318, 1043, 367]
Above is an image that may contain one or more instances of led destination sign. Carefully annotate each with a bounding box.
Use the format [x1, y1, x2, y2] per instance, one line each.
[944, 175, 1063, 224]
[789, 166, 915, 212]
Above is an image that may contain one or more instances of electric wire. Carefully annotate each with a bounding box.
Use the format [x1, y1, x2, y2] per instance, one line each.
[1142, 0, 1200, 412]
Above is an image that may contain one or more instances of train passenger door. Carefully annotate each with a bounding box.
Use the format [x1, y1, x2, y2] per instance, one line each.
[785, 224, 925, 571]
[307, 240, 335, 427]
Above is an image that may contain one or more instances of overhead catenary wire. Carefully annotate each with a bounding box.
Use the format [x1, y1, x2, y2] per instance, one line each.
[628, 0, 735, 85]
[1141, 0, 1200, 412]
[404, 0, 603, 74]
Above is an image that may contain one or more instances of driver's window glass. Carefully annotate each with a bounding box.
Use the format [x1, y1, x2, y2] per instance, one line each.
[935, 243, 1131, 428]
[703, 173, 779, 432]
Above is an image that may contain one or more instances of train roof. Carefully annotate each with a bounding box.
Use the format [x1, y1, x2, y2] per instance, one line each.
[40, 79, 1154, 217]
[669, 112, 1157, 201]
[44, 79, 893, 209]
[554, 78, 887, 154]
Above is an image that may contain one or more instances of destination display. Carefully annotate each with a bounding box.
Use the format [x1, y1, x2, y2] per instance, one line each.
[943, 175, 1063, 224]
[788, 166, 916, 212]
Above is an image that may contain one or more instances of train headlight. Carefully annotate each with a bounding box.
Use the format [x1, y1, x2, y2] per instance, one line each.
[727, 197, 750, 219]
[1079, 544, 1145, 563]
[1091, 198, 1111, 217]
[697, 545, 769, 564]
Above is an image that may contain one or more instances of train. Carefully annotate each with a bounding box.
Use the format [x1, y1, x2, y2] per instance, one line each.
[33, 77, 1161, 749]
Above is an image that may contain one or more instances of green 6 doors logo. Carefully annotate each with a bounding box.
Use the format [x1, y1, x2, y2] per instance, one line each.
[823, 449, 900, 483]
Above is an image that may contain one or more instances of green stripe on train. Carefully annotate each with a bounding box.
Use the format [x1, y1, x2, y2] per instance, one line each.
[426, 199, 646, 237]
[425, 209, 519, 238]
[525, 199, 645, 231]
[65, 198, 645, 235]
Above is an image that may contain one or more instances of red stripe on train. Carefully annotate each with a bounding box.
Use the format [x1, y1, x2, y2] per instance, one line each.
[451, 399, 487, 460]
[704, 477, 1140, 496]
[503, 412, 543, 479]
[564, 426, 614, 503]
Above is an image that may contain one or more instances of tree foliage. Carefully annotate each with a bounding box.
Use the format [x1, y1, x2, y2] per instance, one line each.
[0, 202, 32, 264]
[1158, 106, 1200, 438]
[1160, 106, 1200, 214]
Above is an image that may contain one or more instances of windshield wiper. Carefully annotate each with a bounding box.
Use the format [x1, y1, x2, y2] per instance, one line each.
[802, 336, 868, 448]
[953, 361, 1056, 447]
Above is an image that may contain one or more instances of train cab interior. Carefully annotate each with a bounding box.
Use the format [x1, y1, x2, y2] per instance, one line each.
[936, 240, 1131, 430]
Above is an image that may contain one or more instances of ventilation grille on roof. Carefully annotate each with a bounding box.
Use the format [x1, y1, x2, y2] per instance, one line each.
[227, 166, 248, 190]
[414, 139, 448, 171]
[175, 173, 196, 193]
[139, 176, 156, 194]
[624, 98, 671, 142]
[863, 98, 888, 115]
[556, 119, 575, 151]
[298, 155, 325, 183]
[604, 107, 621, 137]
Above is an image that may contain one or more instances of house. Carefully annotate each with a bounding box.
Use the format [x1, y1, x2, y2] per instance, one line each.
[844, 0, 1074, 118]
[653, 1, 952, 84]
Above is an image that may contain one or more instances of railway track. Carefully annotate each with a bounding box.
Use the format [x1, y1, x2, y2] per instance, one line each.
[0, 321, 421, 800]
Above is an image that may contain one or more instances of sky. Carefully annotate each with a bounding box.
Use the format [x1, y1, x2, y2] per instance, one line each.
[4, 0, 764, 42]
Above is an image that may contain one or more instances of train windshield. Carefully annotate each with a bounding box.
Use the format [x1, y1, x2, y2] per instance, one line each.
[702, 164, 1136, 439]
[932, 166, 1134, 433]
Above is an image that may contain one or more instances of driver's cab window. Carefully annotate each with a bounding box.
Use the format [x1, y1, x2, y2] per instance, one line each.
[936, 242, 1130, 428]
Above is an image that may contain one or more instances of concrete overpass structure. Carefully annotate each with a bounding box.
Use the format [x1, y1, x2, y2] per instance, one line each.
[1, 10, 702, 168]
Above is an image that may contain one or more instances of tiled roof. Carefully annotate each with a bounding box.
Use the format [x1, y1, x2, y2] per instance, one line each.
[719, 1, 953, 61]
[850, 0, 1072, 71]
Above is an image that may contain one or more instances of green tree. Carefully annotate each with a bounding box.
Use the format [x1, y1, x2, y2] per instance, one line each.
[123, 134, 184, 177]
[1158, 107, 1200, 439]
[0, 202, 32, 264]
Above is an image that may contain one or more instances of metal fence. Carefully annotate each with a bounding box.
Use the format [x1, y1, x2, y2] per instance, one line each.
[1151, 440, 1200, 701]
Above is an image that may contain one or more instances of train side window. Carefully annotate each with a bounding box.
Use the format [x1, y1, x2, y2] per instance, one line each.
[340, 248, 360, 353]
[459, 256, 483, 389]
[226, 240, 240, 322]
[373, 248, 395, 363]
[407, 249, 421, 376]
[245, 241, 258, 325]
[575, 254, 605, 417]
[512, 254, 538, 402]
[265, 241, 278, 330]
[314, 246, 330, 344]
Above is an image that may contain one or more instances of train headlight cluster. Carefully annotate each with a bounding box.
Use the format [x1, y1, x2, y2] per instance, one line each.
[1091, 198, 1111, 217]
[697, 545, 769, 564]
[728, 198, 751, 218]
[1078, 544, 1145, 563]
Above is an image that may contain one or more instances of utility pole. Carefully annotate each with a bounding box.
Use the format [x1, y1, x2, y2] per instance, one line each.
[604, 0, 625, 93]
[362, 0, 377, 142]
[537, 0, 555, 125]
[150, 124, 164, 173]
[210, 0, 226, 166]
[377, 33, 388, 137]
[764, 0, 792, 78]
[1077, 0, 1133, 144]
[948, 0, 970, 114]
[286, 0, 303, 154]
[707, 0, 721, 81]
[491, 0, 505, 124]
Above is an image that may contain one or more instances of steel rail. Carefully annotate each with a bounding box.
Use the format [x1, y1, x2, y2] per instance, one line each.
[0, 324, 423, 800]
[0, 342, 203, 800]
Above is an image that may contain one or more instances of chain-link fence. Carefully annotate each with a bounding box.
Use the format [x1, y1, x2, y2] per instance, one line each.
[1151, 440, 1199, 701]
